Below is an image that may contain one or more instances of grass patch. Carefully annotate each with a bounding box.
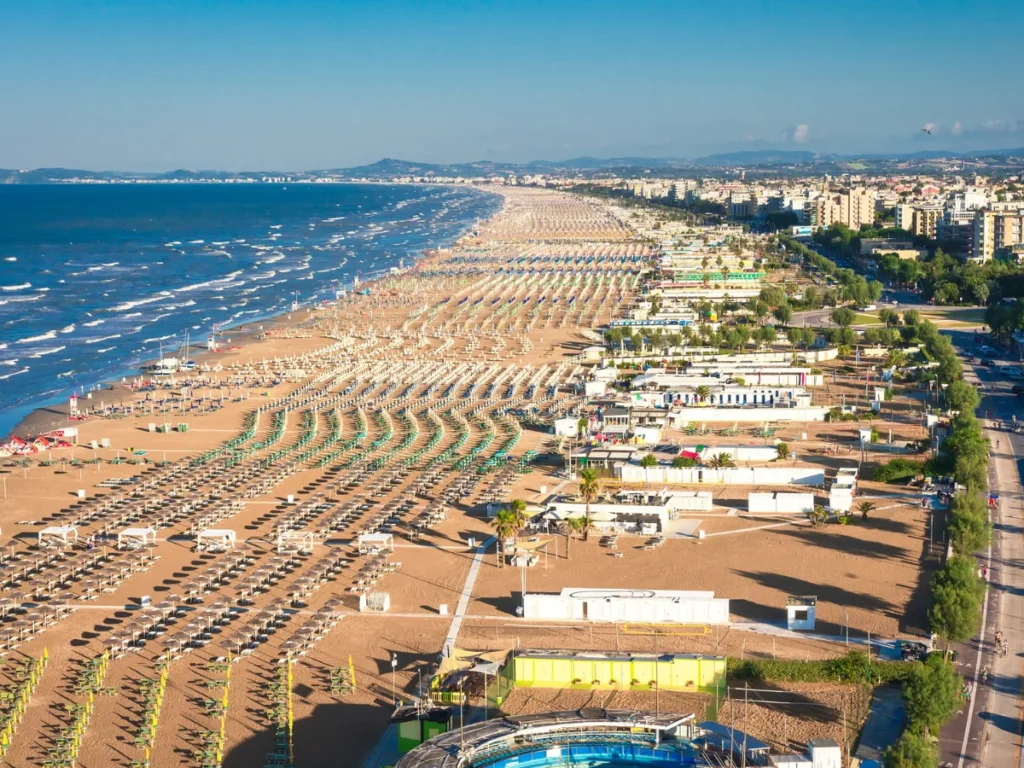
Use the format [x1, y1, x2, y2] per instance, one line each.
[920, 307, 986, 326]
[853, 312, 883, 326]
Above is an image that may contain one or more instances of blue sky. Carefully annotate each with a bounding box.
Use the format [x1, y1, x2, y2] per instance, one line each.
[2, 0, 1023, 170]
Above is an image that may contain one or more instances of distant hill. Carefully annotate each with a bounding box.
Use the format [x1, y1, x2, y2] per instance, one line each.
[333, 156, 690, 178]
[3, 146, 1024, 184]
[692, 150, 824, 166]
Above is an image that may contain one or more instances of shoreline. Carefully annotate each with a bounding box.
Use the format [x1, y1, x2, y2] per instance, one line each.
[5, 185, 508, 440]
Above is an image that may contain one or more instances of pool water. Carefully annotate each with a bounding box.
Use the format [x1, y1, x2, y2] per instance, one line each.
[482, 743, 698, 767]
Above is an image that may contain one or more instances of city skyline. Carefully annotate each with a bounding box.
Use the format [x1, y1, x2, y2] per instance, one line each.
[3, 0, 1024, 171]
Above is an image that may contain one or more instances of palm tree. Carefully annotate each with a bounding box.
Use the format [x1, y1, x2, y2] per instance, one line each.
[856, 500, 876, 519]
[707, 452, 736, 470]
[578, 469, 599, 541]
[694, 385, 711, 404]
[884, 349, 906, 369]
[509, 498, 528, 530]
[559, 516, 585, 560]
[491, 508, 522, 568]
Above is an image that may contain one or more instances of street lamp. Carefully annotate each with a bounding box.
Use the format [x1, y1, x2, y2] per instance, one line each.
[391, 653, 398, 706]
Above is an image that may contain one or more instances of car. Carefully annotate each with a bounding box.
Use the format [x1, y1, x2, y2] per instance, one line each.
[1013, 384, 1024, 395]
[858, 304, 877, 311]
[980, 345, 995, 354]
[1008, 368, 1024, 380]
[982, 358, 995, 366]
[965, 354, 976, 362]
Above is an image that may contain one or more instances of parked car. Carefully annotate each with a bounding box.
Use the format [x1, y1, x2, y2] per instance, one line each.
[981, 358, 995, 366]
[1012, 384, 1024, 395]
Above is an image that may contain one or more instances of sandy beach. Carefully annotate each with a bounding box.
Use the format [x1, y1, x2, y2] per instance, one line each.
[0, 186, 931, 766]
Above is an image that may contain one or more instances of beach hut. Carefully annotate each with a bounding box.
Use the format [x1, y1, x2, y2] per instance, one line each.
[357, 533, 394, 554]
[358, 591, 391, 613]
[196, 529, 237, 552]
[276, 530, 314, 555]
[38, 526, 78, 548]
[117, 527, 157, 550]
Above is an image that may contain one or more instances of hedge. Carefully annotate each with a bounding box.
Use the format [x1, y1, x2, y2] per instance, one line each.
[873, 458, 924, 483]
[727, 651, 914, 685]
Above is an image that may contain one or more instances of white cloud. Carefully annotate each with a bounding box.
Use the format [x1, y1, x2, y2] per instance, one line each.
[923, 122, 937, 134]
[781, 124, 810, 143]
[952, 121, 963, 136]
[978, 119, 1024, 133]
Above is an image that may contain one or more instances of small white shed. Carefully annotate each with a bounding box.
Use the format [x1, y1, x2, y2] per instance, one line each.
[807, 739, 842, 768]
[786, 595, 817, 631]
[632, 425, 662, 444]
[117, 527, 157, 550]
[196, 529, 237, 552]
[554, 417, 579, 437]
[39, 526, 78, 548]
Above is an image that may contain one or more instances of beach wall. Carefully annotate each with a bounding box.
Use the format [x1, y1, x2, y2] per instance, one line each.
[668, 406, 829, 423]
[616, 465, 824, 486]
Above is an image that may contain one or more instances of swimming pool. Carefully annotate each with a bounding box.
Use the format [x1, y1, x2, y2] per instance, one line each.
[481, 742, 701, 767]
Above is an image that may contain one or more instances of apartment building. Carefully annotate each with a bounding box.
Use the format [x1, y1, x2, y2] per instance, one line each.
[895, 202, 943, 239]
[805, 188, 875, 230]
[841, 188, 876, 230]
[973, 206, 1024, 262]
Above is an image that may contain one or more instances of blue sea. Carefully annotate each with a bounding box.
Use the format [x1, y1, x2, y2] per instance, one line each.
[0, 183, 501, 437]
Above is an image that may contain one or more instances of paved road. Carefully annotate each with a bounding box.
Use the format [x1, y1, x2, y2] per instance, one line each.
[791, 296, 931, 329]
[937, 331, 1024, 767]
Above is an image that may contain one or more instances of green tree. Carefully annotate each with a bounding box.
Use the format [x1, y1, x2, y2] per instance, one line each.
[775, 443, 790, 461]
[831, 307, 856, 327]
[903, 654, 962, 736]
[639, 452, 659, 484]
[934, 282, 961, 305]
[878, 308, 899, 327]
[884, 349, 906, 369]
[884, 730, 937, 768]
[773, 304, 792, 326]
[929, 555, 986, 647]
[902, 309, 921, 326]
[694, 385, 711, 403]
[757, 325, 777, 347]
[947, 493, 992, 555]
[945, 379, 981, 414]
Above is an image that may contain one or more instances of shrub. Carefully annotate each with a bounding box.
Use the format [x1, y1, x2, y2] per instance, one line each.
[873, 458, 924, 483]
[727, 652, 912, 685]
